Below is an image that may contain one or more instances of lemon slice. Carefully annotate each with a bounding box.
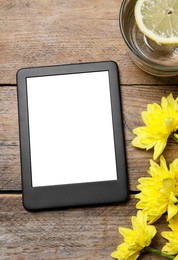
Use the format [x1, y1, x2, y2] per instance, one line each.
[134, 0, 178, 44]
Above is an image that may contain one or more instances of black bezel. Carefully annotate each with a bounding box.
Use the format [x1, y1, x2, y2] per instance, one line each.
[17, 61, 128, 211]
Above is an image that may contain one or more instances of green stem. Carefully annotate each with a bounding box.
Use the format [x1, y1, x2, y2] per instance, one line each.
[170, 133, 178, 143]
[142, 246, 175, 259]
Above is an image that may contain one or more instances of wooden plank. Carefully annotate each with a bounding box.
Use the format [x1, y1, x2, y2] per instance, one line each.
[0, 0, 120, 20]
[0, 194, 167, 260]
[1, 85, 178, 190]
[0, 86, 19, 142]
[0, 86, 21, 189]
[0, 145, 21, 190]
[0, 0, 178, 85]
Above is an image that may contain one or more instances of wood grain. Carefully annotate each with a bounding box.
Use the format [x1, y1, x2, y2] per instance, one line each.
[0, 0, 178, 85]
[0, 194, 168, 260]
[1, 1, 178, 259]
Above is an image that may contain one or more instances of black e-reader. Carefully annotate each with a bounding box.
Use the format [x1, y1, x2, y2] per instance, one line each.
[16, 61, 128, 211]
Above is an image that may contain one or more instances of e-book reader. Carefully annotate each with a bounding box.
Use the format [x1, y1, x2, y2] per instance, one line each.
[17, 61, 128, 210]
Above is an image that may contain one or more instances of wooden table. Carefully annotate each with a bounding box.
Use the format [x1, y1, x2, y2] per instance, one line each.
[1, 0, 178, 259]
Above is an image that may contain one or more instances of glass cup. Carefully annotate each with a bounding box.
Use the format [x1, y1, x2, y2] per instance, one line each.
[119, 0, 178, 77]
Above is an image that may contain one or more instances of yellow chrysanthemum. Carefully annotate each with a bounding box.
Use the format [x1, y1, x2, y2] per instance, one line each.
[161, 214, 178, 256]
[132, 93, 178, 160]
[111, 211, 157, 260]
[136, 156, 178, 224]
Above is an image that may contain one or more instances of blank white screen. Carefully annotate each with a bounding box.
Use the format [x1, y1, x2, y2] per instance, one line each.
[27, 71, 117, 187]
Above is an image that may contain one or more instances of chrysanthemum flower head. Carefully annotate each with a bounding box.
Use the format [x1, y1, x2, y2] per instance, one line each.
[111, 211, 157, 260]
[132, 94, 178, 160]
[161, 214, 178, 256]
[136, 156, 178, 224]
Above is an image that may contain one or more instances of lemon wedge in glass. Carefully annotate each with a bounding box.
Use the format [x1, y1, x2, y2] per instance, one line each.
[134, 0, 178, 44]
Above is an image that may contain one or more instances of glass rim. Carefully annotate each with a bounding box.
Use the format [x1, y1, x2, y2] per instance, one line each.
[119, 0, 178, 73]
